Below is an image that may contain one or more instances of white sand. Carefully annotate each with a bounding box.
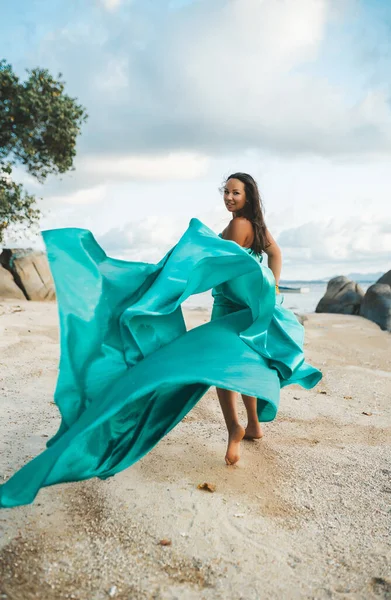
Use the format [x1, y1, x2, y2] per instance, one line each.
[0, 300, 390, 599]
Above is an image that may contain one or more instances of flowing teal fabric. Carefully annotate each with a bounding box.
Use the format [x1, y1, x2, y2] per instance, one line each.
[0, 218, 321, 509]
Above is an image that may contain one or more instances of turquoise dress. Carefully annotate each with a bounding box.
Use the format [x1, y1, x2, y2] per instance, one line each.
[211, 233, 263, 320]
[0, 219, 322, 509]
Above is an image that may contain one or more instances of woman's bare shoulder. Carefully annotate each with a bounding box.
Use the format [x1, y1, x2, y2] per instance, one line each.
[224, 217, 253, 245]
[228, 216, 252, 232]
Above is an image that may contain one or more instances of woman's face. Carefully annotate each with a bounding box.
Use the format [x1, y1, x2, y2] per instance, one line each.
[223, 178, 246, 214]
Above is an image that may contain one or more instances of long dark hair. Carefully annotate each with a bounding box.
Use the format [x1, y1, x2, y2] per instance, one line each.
[224, 172, 269, 254]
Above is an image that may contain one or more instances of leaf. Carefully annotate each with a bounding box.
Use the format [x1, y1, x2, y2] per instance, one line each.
[197, 482, 216, 493]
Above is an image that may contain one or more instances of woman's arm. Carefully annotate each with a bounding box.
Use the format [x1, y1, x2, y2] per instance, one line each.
[264, 229, 282, 285]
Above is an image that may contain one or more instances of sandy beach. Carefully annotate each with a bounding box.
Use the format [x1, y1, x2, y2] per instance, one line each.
[0, 299, 390, 600]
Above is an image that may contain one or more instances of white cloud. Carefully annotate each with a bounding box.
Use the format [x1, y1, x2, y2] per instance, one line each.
[95, 210, 391, 279]
[79, 153, 210, 182]
[101, 0, 123, 11]
[98, 215, 187, 261]
[34, 0, 391, 160]
[279, 216, 391, 267]
[97, 205, 229, 261]
[94, 58, 129, 94]
[46, 185, 108, 205]
[30, 153, 210, 199]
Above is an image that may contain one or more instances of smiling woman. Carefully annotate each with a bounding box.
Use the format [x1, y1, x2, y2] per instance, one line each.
[212, 173, 285, 463]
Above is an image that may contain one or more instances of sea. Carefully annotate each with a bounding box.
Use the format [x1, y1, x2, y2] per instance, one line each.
[182, 281, 374, 315]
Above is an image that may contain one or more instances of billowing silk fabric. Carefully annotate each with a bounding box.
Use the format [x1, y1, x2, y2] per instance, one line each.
[0, 218, 321, 508]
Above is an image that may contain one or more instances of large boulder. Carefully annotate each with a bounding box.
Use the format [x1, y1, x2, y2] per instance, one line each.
[0, 264, 26, 299]
[0, 249, 55, 301]
[377, 270, 391, 286]
[360, 271, 391, 332]
[315, 276, 364, 315]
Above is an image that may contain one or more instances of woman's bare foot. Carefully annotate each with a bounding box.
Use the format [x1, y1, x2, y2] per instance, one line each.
[225, 424, 246, 465]
[244, 422, 264, 440]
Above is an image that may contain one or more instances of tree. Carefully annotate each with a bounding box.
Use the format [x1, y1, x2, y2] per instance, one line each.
[0, 60, 87, 243]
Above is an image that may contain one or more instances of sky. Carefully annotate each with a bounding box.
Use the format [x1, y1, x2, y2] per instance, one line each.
[1, 0, 391, 279]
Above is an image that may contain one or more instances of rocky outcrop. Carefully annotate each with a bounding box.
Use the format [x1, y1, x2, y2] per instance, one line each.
[315, 276, 364, 315]
[377, 270, 391, 287]
[315, 271, 391, 332]
[0, 264, 26, 299]
[360, 270, 391, 332]
[0, 249, 55, 301]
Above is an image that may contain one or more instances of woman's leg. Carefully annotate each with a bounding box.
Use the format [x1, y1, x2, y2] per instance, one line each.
[241, 394, 264, 439]
[216, 387, 245, 465]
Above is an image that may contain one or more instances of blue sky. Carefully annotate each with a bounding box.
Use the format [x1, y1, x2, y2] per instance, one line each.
[1, 0, 390, 278]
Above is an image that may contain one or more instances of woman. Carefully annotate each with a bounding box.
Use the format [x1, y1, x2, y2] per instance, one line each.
[211, 173, 282, 465]
[0, 177, 321, 509]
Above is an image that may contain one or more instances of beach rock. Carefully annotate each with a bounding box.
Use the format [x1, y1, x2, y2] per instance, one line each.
[360, 272, 391, 332]
[0, 264, 26, 299]
[377, 270, 391, 287]
[0, 249, 55, 301]
[315, 276, 364, 315]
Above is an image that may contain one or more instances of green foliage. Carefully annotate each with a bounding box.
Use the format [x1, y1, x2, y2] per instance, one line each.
[0, 163, 40, 241]
[0, 59, 87, 243]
